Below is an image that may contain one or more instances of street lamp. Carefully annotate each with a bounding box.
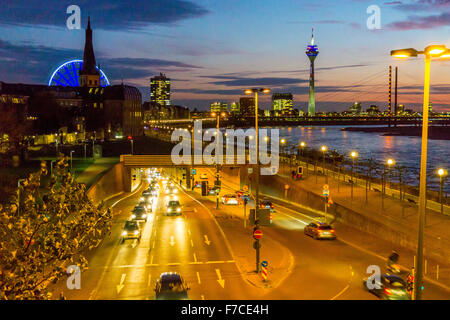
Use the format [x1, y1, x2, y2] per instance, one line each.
[70, 150, 75, 173]
[244, 87, 270, 273]
[321, 145, 328, 183]
[299, 141, 306, 157]
[387, 158, 396, 188]
[437, 168, 447, 215]
[391, 44, 450, 300]
[350, 151, 358, 200]
[211, 111, 226, 209]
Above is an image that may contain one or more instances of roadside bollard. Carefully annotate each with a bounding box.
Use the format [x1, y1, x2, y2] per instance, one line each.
[261, 261, 268, 282]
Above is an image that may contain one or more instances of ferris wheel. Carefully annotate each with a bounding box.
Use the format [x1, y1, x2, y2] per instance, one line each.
[48, 59, 110, 87]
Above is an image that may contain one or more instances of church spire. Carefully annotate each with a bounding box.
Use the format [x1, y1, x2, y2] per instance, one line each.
[80, 16, 99, 76]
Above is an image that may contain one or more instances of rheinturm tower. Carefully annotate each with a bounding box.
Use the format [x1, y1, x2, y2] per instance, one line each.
[306, 28, 319, 116]
[79, 17, 100, 87]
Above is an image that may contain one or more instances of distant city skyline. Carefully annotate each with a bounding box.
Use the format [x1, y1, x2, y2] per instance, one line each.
[0, 0, 449, 112]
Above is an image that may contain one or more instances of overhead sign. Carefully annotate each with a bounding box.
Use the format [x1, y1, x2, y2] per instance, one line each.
[253, 229, 263, 240]
[248, 167, 253, 174]
[323, 184, 329, 190]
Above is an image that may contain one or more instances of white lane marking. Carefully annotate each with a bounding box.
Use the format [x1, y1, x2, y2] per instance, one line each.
[194, 208, 198, 212]
[193, 253, 197, 262]
[191, 239, 194, 247]
[330, 284, 350, 300]
[152, 241, 155, 249]
[116, 273, 126, 294]
[276, 210, 309, 225]
[169, 236, 175, 246]
[206, 261, 225, 264]
[147, 274, 152, 287]
[188, 229, 191, 236]
[215, 269, 225, 288]
[150, 254, 154, 265]
[167, 263, 181, 266]
[204, 235, 211, 245]
[197, 272, 201, 285]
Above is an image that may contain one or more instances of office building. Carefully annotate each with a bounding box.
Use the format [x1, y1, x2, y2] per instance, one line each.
[150, 73, 171, 106]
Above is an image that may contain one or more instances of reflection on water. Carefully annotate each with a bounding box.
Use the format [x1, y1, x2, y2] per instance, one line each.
[272, 125, 450, 193]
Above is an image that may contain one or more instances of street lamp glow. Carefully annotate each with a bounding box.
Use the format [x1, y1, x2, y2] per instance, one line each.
[264, 136, 269, 142]
[300, 141, 306, 148]
[387, 158, 396, 166]
[350, 151, 358, 158]
[438, 168, 447, 177]
[390, 48, 418, 58]
[425, 45, 447, 56]
[321, 145, 327, 152]
[280, 138, 286, 144]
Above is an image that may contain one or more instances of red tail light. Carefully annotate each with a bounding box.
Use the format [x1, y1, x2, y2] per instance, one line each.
[384, 288, 392, 295]
[331, 230, 335, 233]
[270, 205, 274, 208]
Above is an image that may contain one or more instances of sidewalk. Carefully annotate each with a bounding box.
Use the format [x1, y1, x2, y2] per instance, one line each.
[186, 182, 294, 290]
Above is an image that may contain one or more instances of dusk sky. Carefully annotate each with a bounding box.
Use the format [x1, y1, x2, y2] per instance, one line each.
[0, 0, 449, 112]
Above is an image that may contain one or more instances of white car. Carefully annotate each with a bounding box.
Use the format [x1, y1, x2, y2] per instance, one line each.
[222, 194, 238, 205]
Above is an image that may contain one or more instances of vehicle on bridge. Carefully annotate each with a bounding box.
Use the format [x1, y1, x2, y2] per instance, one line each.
[166, 200, 182, 216]
[304, 222, 336, 240]
[131, 205, 148, 222]
[363, 274, 410, 300]
[121, 220, 141, 243]
[155, 272, 190, 300]
[222, 194, 238, 205]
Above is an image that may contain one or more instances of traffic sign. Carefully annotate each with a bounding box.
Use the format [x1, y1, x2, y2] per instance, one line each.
[253, 229, 263, 240]
[261, 261, 268, 268]
[323, 189, 329, 197]
[243, 185, 248, 192]
[191, 169, 196, 175]
[323, 184, 329, 190]
[284, 184, 290, 190]
[248, 167, 253, 174]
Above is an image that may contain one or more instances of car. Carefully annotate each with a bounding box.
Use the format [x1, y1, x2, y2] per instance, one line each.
[207, 186, 220, 195]
[142, 189, 151, 197]
[166, 200, 182, 216]
[259, 199, 274, 212]
[165, 185, 178, 194]
[363, 274, 410, 300]
[200, 173, 208, 180]
[193, 181, 202, 188]
[154, 272, 189, 300]
[121, 220, 141, 243]
[138, 200, 152, 212]
[304, 222, 336, 240]
[222, 194, 239, 205]
[131, 206, 148, 222]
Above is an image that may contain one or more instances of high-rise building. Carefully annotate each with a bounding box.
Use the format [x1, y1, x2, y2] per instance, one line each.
[230, 101, 240, 115]
[79, 17, 100, 88]
[239, 97, 255, 117]
[306, 28, 319, 116]
[397, 104, 405, 114]
[272, 93, 293, 116]
[150, 73, 171, 106]
[210, 101, 228, 113]
[350, 102, 362, 115]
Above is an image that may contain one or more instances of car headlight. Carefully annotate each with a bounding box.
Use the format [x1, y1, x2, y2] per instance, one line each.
[131, 214, 136, 219]
[168, 208, 172, 212]
[134, 230, 139, 235]
[140, 197, 144, 201]
[173, 189, 178, 193]
[122, 231, 127, 236]
[143, 214, 147, 218]
[177, 208, 181, 212]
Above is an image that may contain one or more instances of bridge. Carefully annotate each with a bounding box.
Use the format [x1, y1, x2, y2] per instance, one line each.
[121, 154, 252, 168]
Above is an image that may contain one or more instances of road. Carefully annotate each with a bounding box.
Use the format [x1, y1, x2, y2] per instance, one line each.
[50, 168, 450, 300]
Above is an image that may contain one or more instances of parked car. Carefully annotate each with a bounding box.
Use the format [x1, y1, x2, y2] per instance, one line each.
[304, 222, 336, 240]
[155, 272, 189, 300]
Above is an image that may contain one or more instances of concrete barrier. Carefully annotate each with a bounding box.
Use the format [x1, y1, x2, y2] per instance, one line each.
[86, 162, 128, 205]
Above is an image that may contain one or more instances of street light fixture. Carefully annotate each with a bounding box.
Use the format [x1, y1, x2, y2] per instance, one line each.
[391, 44, 450, 300]
[321, 145, 328, 183]
[437, 168, 448, 215]
[244, 87, 270, 273]
[211, 111, 226, 210]
[387, 158, 396, 188]
[350, 151, 358, 200]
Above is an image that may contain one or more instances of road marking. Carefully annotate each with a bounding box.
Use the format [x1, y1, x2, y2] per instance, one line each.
[193, 253, 197, 262]
[194, 208, 198, 212]
[189, 262, 203, 265]
[191, 239, 194, 247]
[330, 284, 350, 300]
[116, 273, 126, 294]
[169, 236, 175, 246]
[226, 260, 235, 263]
[216, 269, 225, 288]
[150, 254, 154, 265]
[152, 241, 155, 249]
[167, 263, 181, 266]
[204, 235, 211, 245]
[188, 229, 191, 236]
[197, 272, 201, 285]
[206, 260, 225, 264]
[201, 295, 205, 300]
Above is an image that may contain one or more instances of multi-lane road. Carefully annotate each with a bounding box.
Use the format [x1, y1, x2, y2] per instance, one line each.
[50, 168, 450, 300]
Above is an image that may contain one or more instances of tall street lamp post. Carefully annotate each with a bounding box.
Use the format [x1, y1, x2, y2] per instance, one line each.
[244, 88, 270, 274]
[350, 151, 358, 200]
[391, 44, 450, 300]
[211, 111, 226, 210]
[438, 168, 447, 215]
[321, 145, 327, 184]
[387, 158, 396, 189]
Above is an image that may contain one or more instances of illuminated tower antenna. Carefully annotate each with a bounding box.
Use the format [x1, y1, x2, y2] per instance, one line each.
[306, 27, 319, 116]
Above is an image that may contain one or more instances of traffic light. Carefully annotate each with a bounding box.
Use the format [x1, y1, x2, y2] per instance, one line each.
[127, 135, 132, 140]
[182, 173, 186, 179]
[132, 174, 136, 181]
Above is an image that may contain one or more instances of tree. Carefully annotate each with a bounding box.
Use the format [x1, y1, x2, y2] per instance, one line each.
[0, 101, 31, 156]
[0, 157, 111, 299]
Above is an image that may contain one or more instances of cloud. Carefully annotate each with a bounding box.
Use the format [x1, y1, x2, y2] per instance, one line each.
[387, 11, 450, 30]
[0, 39, 202, 84]
[385, 0, 450, 11]
[209, 77, 309, 87]
[0, 0, 209, 30]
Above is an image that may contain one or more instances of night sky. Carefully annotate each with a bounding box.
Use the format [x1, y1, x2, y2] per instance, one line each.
[0, 0, 449, 112]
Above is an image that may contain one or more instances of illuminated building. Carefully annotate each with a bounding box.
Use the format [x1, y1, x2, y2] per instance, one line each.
[272, 93, 293, 116]
[230, 102, 240, 115]
[210, 102, 228, 113]
[150, 73, 171, 106]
